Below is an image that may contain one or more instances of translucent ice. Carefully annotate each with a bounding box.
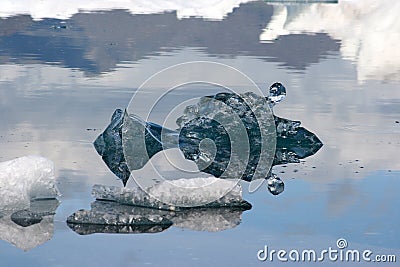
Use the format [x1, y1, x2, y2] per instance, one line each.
[266, 173, 284, 196]
[67, 201, 173, 235]
[92, 177, 251, 209]
[67, 200, 247, 235]
[0, 156, 59, 211]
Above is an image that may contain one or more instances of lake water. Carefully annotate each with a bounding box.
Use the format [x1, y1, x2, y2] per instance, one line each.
[0, 1, 399, 266]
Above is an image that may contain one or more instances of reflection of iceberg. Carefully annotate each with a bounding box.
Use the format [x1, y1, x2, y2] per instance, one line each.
[0, 0, 255, 21]
[0, 199, 59, 251]
[0, 156, 60, 250]
[67, 190, 249, 235]
[260, 0, 400, 82]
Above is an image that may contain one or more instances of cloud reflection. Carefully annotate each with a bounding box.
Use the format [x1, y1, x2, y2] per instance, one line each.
[260, 0, 400, 82]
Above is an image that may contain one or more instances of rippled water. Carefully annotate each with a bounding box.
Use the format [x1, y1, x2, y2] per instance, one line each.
[0, 1, 399, 266]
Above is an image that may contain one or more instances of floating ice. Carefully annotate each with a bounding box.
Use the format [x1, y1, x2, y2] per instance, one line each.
[95, 83, 322, 196]
[266, 173, 284, 196]
[67, 199, 247, 235]
[0, 156, 59, 211]
[92, 177, 251, 209]
[67, 178, 251, 234]
[67, 201, 173, 235]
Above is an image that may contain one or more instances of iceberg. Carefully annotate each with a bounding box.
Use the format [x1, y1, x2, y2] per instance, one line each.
[94, 82, 322, 200]
[0, 156, 59, 211]
[67, 179, 251, 234]
[94, 94, 322, 196]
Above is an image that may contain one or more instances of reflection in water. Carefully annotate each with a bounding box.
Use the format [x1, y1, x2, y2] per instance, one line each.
[260, 0, 400, 82]
[72, 84, 298, 233]
[94, 84, 322, 196]
[67, 199, 249, 235]
[0, 2, 339, 74]
[0, 199, 59, 251]
[2, 1, 395, 83]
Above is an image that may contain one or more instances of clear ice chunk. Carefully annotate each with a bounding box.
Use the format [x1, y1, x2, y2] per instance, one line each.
[0, 156, 59, 211]
[267, 173, 284, 196]
[267, 82, 286, 107]
[92, 177, 251, 210]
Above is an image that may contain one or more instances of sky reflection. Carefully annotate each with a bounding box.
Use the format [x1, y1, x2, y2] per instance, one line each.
[0, 0, 398, 264]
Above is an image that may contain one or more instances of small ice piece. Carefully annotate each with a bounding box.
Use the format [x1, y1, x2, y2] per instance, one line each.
[92, 177, 251, 209]
[267, 173, 284, 195]
[0, 156, 59, 211]
[67, 201, 173, 235]
[267, 82, 286, 106]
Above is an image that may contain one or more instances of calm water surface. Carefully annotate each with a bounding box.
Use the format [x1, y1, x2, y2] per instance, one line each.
[0, 1, 399, 266]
